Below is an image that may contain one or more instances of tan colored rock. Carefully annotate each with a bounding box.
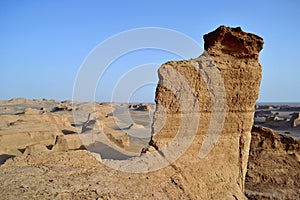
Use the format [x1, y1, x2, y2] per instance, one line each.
[23, 143, 50, 155]
[0, 131, 57, 150]
[290, 112, 300, 127]
[150, 25, 264, 199]
[52, 135, 69, 152]
[7, 98, 28, 104]
[50, 103, 73, 112]
[246, 126, 300, 199]
[106, 132, 130, 148]
[52, 134, 83, 152]
[24, 107, 41, 115]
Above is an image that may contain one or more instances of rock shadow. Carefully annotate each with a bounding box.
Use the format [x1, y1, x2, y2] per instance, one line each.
[86, 141, 132, 160]
[0, 154, 15, 165]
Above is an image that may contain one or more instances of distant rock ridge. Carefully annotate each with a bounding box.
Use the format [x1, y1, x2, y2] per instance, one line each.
[150, 25, 264, 199]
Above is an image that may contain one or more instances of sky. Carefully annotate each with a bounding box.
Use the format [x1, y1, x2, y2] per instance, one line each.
[0, 0, 299, 103]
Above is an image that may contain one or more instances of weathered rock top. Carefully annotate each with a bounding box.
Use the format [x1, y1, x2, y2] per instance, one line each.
[204, 25, 264, 59]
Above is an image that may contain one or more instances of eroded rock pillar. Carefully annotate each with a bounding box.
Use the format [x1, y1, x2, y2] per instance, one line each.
[150, 26, 264, 199]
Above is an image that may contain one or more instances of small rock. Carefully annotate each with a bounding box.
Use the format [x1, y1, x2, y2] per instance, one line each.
[24, 108, 41, 115]
[50, 104, 72, 112]
[23, 143, 50, 155]
[290, 112, 300, 127]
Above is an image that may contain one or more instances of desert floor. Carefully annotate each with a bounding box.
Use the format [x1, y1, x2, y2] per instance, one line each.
[0, 98, 299, 199]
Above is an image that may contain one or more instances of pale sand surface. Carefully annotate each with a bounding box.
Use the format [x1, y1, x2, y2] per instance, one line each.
[0, 99, 299, 199]
[0, 98, 154, 164]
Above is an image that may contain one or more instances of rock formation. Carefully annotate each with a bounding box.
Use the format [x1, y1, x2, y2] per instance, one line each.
[246, 126, 300, 199]
[150, 25, 264, 199]
[290, 112, 300, 127]
[23, 143, 50, 155]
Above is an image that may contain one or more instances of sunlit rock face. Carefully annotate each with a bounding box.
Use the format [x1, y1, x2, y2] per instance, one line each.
[150, 25, 264, 199]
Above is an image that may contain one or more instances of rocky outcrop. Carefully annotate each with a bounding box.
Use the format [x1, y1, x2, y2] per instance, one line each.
[0, 102, 80, 162]
[129, 103, 151, 111]
[150, 25, 264, 199]
[52, 135, 84, 152]
[23, 143, 50, 155]
[246, 126, 300, 199]
[290, 112, 300, 127]
[24, 108, 42, 115]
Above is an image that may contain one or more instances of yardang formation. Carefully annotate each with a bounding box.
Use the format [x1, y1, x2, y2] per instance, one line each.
[150, 25, 264, 199]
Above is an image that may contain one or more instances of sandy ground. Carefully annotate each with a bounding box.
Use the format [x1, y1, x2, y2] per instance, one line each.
[0, 99, 299, 199]
[0, 98, 154, 164]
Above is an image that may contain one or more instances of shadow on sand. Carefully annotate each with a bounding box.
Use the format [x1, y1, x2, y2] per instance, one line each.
[86, 141, 132, 160]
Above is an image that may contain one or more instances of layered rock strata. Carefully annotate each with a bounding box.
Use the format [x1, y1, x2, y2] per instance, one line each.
[150, 26, 264, 199]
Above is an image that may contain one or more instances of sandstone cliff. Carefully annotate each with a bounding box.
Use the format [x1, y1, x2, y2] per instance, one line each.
[150, 25, 264, 199]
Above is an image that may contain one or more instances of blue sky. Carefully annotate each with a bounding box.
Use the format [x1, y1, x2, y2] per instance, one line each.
[0, 0, 299, 102]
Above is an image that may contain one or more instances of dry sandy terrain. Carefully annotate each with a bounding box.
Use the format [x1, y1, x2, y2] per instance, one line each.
[0, 98, 299, 199]
[0, 98, 154, 164]
[246, 126, 300, 199]
[254, 104, 300, 139]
